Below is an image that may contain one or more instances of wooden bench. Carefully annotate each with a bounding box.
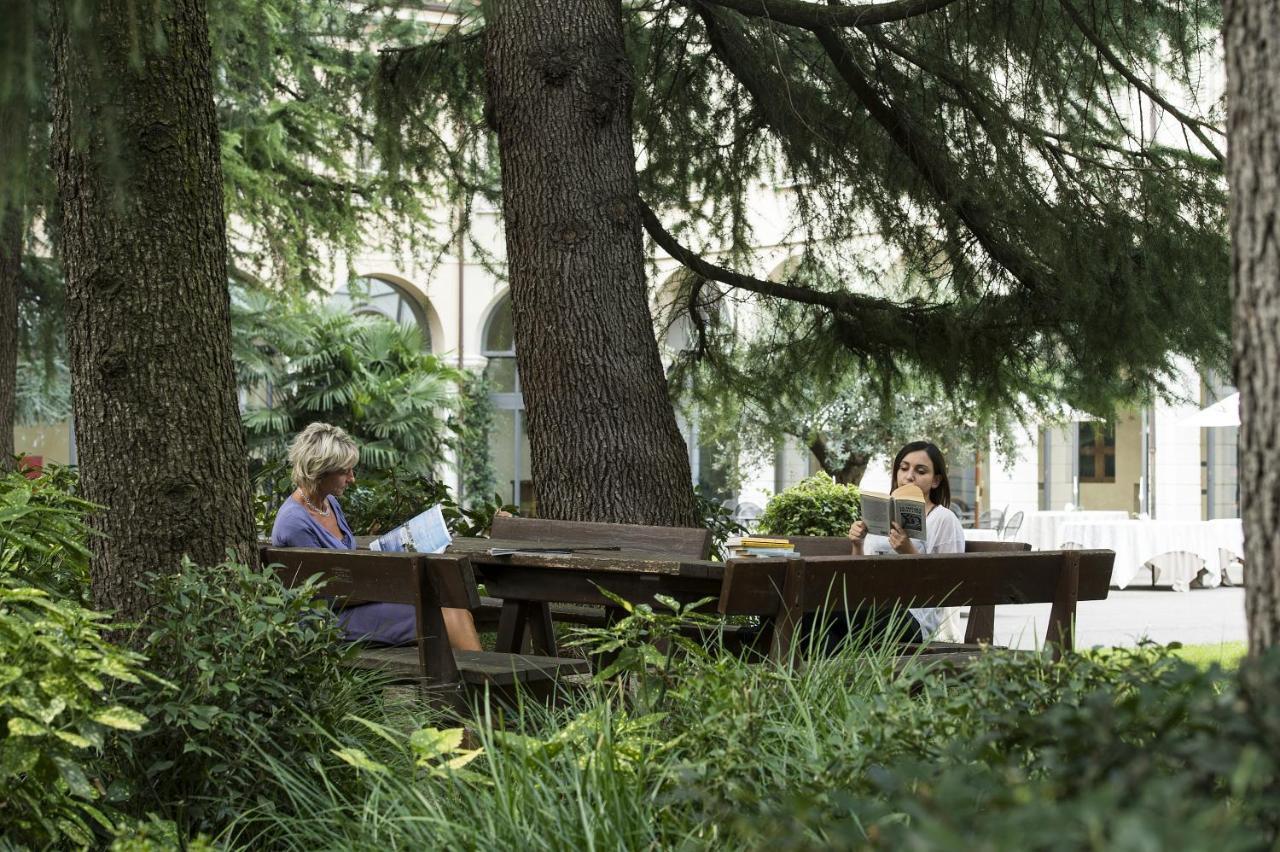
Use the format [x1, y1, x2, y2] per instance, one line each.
[784, 536, 1034, 646]
[261, 545, 590, 705]
[476, 517, 714, 643]
[717, 548, 1114, 665]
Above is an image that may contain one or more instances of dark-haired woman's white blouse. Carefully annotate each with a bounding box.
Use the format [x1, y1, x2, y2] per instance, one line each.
[861, 504, 966, 641]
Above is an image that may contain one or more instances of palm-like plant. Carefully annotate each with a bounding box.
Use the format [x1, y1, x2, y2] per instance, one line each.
[232, 292, 461, 477]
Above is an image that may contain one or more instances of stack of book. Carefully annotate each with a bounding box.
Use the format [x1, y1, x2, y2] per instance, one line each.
[726, 536, 799, 558]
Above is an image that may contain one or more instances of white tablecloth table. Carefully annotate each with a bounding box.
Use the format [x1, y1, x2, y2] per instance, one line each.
[963, 528, 1001, 542]
[1058, 518, 1244, 590]
[1205, 519, 1246, 563]
[1020, 511, 1130, 551]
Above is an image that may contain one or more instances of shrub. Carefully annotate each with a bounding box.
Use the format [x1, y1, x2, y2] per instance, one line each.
[694, 491, 747, 558]
[102, 558, 371, 836]
[756, 473, 861, 536]
[0, 574, 148, 849]
[454, 370, 498, 508]
[0, 463, 95, 601]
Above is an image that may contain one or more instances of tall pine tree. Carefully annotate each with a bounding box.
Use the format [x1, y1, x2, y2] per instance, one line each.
[378, 1, 1227, 520]
[51, 0, 255, 619]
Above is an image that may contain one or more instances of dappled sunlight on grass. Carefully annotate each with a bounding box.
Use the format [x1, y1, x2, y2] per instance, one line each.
[1170, 641, 1248, 670]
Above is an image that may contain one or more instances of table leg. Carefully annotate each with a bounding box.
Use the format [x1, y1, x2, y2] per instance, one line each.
[495, 600, 558, 656]
[496, 601, 528, 653]
[528, 602, 557, 656]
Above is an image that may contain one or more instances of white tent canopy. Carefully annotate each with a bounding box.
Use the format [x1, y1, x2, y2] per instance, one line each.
[1180, 392, 1240, 428]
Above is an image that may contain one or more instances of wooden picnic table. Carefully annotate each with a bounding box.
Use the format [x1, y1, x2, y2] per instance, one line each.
[447, 537, 724, 655]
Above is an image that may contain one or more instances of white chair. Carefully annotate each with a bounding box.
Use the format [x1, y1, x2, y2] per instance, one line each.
[1142, 550, 1206, 593]
[1059, 541, 1084, 550]
[1218, 548, 1245, 587]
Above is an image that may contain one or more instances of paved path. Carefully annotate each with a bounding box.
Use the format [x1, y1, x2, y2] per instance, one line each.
[981, 586, 1247, 650]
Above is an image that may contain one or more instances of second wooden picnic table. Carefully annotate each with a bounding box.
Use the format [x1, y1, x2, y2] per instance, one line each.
[447, 537, 723, 656]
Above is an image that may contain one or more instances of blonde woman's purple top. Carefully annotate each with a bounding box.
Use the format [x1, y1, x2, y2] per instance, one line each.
[270, 496, 416, 646]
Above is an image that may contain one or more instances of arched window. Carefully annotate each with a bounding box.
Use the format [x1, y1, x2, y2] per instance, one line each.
[482, 294, 536, 514]
[331, 276, 433, 350]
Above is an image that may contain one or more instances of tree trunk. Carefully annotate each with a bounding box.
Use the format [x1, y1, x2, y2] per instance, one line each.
[0, 198, 18, 475]
[0, 88, 26, 474]
[484, 0, 698, 526]
[808, 435, 869, 485]
[1226, 0, 1280, 654]
[51, 0, 255, 621]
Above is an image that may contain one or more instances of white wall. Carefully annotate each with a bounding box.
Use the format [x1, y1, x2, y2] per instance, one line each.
[987, 424, 1040, 517]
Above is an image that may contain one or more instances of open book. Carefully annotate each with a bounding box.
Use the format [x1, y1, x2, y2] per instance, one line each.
[859, 484, 927, 542]
[368, 504, 451, 554]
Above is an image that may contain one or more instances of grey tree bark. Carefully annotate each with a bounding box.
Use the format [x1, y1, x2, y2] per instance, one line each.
[0, 90, 25, 473]
[51, 0, 255, 620]
[0, 202, 17, 475]
[484, 0, 699, 526]
[1225, 0, 1280, 654]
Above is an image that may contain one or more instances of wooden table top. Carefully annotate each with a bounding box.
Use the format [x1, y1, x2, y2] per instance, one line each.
[447, 537, 724, 579]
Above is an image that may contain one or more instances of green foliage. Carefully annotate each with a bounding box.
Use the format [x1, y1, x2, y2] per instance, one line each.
[230, 632, 1280, 850]
[384, 3, 1228, 427]
[341, 469, 517, 539]
[694, 490, 747, 558]
[102, 558, 367, 837]
[233, 289, 462, 476]
[0, 576, 147, 849]
[636, 2, 1228, 418]
[108, 815, 217, 852]
[0, 463, 93, 601]
[730, 647, 1280, 849]
[455, 370, 498, 508]
[757, 473, 861, 536]
[210, 0, 453, 290]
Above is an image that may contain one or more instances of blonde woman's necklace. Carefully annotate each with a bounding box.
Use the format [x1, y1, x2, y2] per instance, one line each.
[301, 491, 331, 517]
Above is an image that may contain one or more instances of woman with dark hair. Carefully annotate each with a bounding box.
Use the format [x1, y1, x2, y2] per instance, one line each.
[846, 440, 966, 641]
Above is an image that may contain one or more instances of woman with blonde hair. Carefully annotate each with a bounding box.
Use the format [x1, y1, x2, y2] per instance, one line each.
[270, 421, 480, 650]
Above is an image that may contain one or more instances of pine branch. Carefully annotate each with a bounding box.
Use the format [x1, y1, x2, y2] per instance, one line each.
[814, 26, 1054, 293]
[640, 199, 909, 321]
[697, 0, 962, 29]
[1055, 0, 1224, 163]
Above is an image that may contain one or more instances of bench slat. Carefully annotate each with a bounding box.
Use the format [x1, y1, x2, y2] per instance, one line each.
[489, 516, 713, 560]
[718, 550, 1113, 615]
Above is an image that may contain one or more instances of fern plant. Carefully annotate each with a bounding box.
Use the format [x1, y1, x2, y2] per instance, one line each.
[233, 290, 462, 477]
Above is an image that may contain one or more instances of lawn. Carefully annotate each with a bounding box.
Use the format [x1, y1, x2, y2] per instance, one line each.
[1169, 641, 1249, 669]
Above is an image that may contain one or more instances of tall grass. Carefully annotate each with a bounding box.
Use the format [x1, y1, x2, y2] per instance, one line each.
[226, 615, 1039, 850]
[224, 609, 1280, 850]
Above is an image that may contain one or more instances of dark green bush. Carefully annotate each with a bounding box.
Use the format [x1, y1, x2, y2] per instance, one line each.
[102, 558, 370, 836]
[757, 473, 861, 537]
[342, 469, 516, 538]
[709, 647, 1280, 850]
